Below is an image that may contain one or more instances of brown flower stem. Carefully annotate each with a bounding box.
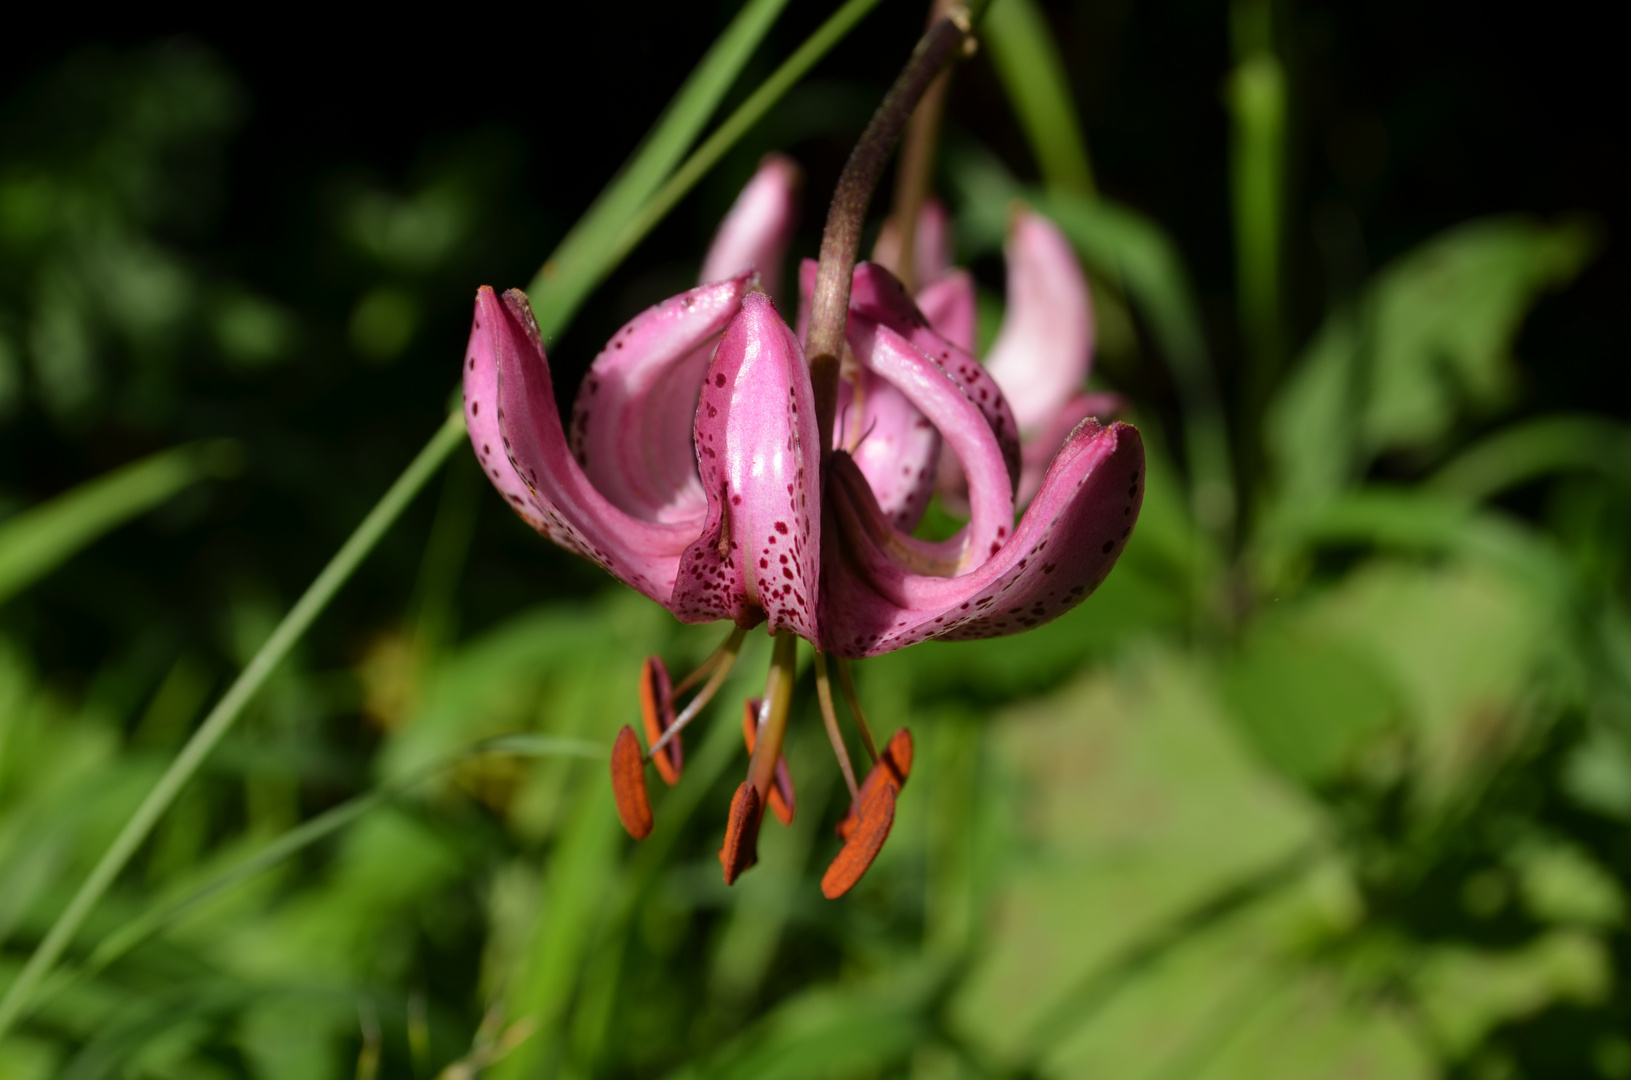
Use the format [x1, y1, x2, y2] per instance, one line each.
[884, 0, 961, 292]
[806, 2, 986, 455]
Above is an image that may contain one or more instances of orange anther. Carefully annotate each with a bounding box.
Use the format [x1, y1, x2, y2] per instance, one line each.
[821, 778, 897, 898]
[719, 781, 762, 884]
[611, 725, 653, 840]
[640, 656, 682, 785]
[741, 699, 796, 826]
[837, 728, 912, 841]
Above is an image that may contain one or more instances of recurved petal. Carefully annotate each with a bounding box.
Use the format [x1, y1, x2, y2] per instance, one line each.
[670, 292, 821, 639]
[1016, 391, 1125, 508]
[471, 287, 697, 606]
[983, 210, 1096, 433]
[698, 154, 801, 304]
[840, 323, 1016, 578]
[848, 263, 1021, 492]
[820, 419, 1144, 657]
[915, 269, 976, 355]
[570, 276, 752, 525]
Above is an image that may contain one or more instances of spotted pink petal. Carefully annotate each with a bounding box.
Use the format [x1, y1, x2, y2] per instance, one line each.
[916, 269, 976, 355]
[795, 259, 941, 531]
[569, 276, 753, 526]
[983, 210, 1096, 434]
[1016, 391, 1126, 507]
[847, 263, 1021, 493]
[670, 292, 821, 638]
[469, 288, 700, 605]
[871, 198, 954, 289]
[841, 323, 1015, 575]
[820, 419, 1144, 658]
[698, 154, 801, 305]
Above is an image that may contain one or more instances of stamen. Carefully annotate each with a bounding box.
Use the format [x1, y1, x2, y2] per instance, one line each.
[822, 778, 895, 899]
[813, 652, 861, 802]
[745, 632, 798, 805]
[610, 726, 653, 840]
[836, 728, 913, 841]
[640, 657, 682, 786]
[721, 632, 799, 886]
[741, 699, 797, 825]
[835, 658, 880, 764]
[825, 728, 913, 897]
[719, 782, 762, 884]
[647, 626, 748, 761]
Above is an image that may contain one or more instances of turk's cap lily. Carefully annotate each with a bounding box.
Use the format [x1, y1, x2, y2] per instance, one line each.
[462, 157, 1143, 897]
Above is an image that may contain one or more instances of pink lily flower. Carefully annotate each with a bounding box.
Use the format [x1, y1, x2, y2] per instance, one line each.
[462, 160, 1143, 897]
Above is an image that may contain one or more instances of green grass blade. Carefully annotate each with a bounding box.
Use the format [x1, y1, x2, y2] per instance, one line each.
[1226, 0, 1288, 466]
[981, 0, 1096, 194]
[51, 734, 601, 997]
[526, 0, 793, 335]
[0, 441, 237, 607]
[0, 412, 467, 1042]
[604, 0, 888, 276]
[1430, 414, 1631, 504]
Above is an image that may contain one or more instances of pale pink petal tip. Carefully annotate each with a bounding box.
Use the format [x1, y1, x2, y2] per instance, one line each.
[699, 154, 802, 304]
[983, 210, 1096, 434]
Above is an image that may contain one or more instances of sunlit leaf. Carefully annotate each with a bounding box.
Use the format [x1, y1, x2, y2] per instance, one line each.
[1267, 215, 1598, 512]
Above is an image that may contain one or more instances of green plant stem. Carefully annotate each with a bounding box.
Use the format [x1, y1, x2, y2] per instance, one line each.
[981, 0, 1096, 195]
[0, 411, 467, 1041]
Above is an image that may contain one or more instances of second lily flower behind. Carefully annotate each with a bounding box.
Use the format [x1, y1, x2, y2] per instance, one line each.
[462, 157, 1144, 897]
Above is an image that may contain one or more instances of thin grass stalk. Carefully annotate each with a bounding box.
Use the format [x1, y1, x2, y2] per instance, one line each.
[0, 411, 467, 1039]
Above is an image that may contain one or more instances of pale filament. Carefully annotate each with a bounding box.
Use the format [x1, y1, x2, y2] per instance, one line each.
[647, 625, 748, 760]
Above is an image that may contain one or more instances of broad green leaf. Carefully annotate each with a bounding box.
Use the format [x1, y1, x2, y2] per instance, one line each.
[1300, 559, 1559, 806]
[1222, 620, 1402, 786]
[0, 441, 236, 607]
[1267, 216, 1597, 513]
[950, 648, 1328, 1069]
[1412, 930, 1611, 1058]
[982, 0, 1096, 193]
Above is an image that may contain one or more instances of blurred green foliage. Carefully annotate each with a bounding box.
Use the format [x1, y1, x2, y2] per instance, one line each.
[3, 1, 1629, 1077]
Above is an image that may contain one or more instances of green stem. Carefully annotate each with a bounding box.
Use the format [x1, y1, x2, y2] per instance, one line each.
[0, 412, 467, 1041]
